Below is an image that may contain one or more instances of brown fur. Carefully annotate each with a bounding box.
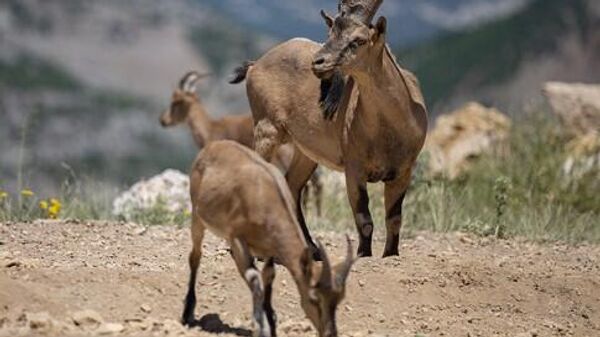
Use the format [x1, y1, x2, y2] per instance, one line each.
[182, 140, 354, 337]
[160, 72, 323, 214]
[234, 2, 428, 258]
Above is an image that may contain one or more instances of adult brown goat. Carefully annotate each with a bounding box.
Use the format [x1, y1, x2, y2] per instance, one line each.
[160, 72, 323, 216]
[231, 0, 428, 258]
[183, 140, 354, 337]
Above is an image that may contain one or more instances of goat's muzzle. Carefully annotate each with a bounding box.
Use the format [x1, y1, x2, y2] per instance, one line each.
[159, 112, 171, 127]
[312, 56, 336, 79]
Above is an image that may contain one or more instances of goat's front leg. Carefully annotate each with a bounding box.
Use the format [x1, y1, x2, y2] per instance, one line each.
[345, 166, 373, 257]
[383, 172, 411, 257]
[262, 258, 277, 336]
[231, 238, 271, 337]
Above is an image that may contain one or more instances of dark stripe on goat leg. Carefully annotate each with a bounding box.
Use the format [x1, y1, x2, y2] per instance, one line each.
[356, 186, 373, 257]
[383, 191, 406, 257]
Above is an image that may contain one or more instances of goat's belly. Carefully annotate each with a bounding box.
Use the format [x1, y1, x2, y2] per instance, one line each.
[294, 141, 344, 171]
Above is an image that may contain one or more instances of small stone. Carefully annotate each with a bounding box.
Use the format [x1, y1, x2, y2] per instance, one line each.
[460, 235, 473, 245]
[97, 322, 124, 335]
[140, 304, 152, 313]
[72, 309, 103, 327]
[358, 279, 366, 287]
[27, 312, 53, 330]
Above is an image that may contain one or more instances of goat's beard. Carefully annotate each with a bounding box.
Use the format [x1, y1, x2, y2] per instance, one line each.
[319, 70, 346, 120]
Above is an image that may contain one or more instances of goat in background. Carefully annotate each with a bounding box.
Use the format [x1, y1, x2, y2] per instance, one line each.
[160, 72, 323, 217]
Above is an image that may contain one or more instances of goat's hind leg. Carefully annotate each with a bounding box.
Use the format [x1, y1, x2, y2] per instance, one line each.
[231, 238, 271, 337]
[262, 258, 277, 336]
[254, 119, 283, 162]
[182, 214, 206, 326]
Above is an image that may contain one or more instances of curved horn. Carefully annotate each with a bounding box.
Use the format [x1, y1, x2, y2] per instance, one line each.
[335, 235, 355, 291]
[339, 0, 383, 24]
[179, 71, 211, 93]
[317, 240, 333, 289]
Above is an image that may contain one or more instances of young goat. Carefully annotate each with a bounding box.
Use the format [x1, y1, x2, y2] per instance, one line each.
[160, 71, 323, 216]
[183, 140, 354, 337]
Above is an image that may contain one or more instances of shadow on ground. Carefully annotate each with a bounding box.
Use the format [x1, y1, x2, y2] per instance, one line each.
[189, 313, 251, 336]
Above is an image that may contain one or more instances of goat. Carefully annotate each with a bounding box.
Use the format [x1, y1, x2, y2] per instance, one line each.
[183, 140, 354, 337]
[160, 71, 323, 216]
[231, 0, 427, 258]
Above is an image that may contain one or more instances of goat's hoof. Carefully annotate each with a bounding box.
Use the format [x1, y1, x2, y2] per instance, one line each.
[181, 315, 194, 327]
[382, 250, 399, 258]
[357, 249, 372, 258]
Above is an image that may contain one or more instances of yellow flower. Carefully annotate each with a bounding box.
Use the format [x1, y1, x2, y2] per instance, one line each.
[48, 201, 61, 219]
[39, 200, 49, 210]
[21, 189, 34, 197]
[0, 191, 7, 200]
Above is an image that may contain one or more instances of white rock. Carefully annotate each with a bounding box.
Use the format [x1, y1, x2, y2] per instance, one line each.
[543, 82, 600, 137]
[97, 322, 124, 335]
[112, 169, 191, 219]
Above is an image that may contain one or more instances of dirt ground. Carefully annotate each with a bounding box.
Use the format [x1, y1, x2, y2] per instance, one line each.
[0, 220, 599, 337]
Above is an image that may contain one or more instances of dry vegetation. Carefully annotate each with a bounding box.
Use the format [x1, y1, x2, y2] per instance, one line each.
[1, 110, 598, 244]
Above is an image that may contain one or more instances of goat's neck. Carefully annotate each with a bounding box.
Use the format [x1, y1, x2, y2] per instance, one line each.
[187, 101, 214, 146]
[287, 251, 311, 296]
[349, 48, 414, 130]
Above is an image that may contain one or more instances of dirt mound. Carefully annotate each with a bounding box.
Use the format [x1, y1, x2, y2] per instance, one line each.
[1, 221, 599, 337]
[425, 102, 511, 179]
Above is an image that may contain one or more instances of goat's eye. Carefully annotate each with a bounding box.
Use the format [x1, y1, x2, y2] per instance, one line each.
[349, 38, 366, 50]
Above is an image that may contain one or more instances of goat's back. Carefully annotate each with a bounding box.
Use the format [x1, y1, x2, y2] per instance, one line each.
[246, 38, 344, 169]
[190, 140, 303, 256]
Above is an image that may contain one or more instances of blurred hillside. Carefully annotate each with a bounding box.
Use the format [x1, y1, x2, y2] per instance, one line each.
[204, 0, 531, 46]
[0, 0, 270, 194]
[401, 0, 600, 113]
[0, 0, 598, 196]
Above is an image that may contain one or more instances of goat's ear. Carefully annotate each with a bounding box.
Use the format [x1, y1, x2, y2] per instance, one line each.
[372, 16, 387, 42]
[321, 10, 334, 28]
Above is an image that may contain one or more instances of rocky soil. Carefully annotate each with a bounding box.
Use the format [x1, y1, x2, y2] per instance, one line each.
[1, 220, 599, 337]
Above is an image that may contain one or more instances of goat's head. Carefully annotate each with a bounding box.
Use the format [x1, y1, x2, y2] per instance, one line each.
[312, 0, 386, 79]
[160, 71, 210, 128]
[299, 236, 355, 337]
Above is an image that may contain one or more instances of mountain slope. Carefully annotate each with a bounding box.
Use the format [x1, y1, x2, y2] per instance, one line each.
[399, 0, 600, 114]
[202, 0, 530, 46]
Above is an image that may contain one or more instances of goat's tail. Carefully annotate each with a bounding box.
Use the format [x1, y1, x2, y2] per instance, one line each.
[229, 61, 254, 84]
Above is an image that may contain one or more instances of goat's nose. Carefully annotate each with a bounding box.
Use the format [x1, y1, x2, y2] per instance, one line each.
[313, 57, 326, 66]
[159, 116, 168, 127]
